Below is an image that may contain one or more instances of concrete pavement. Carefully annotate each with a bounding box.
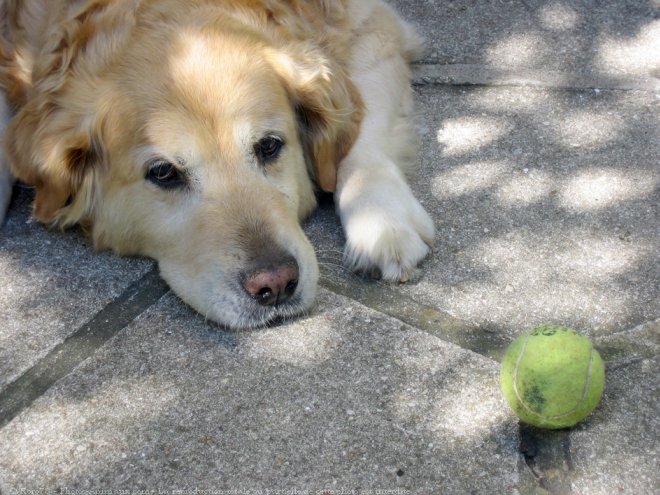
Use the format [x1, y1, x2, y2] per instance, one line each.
[1, 0, 658, 493]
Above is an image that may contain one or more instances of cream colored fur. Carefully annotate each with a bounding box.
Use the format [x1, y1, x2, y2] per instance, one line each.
[0, 0, 434, 328]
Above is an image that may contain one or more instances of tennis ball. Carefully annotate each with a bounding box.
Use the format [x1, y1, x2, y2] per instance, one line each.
[500, 325, 605, 429]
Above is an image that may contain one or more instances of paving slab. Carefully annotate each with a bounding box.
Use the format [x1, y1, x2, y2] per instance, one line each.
[0, 187, 153, 390]
[391, 0, 540, 66]
[411, 84, 659, 337]
[568, 357, 659, 494]
[1, 293, 656, 493]
[568, 320, 660, 494]
[0, 290, 522, 493]
[390, 0, 660, 89]
[520, 0, 660, 83]
[307, 84, 659, 341]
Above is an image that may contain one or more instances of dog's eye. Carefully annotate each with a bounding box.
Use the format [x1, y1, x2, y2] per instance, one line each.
[146, 160, 187, 189]
[254, 135, 284, 165]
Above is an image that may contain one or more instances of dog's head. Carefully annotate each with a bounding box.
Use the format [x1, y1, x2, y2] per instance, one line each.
[6, 2, 362, 328]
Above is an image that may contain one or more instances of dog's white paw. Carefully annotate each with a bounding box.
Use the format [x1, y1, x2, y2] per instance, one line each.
[341, 187, 434, 282]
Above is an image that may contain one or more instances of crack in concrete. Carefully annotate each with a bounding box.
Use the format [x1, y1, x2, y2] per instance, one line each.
[519, 424, 575, 494]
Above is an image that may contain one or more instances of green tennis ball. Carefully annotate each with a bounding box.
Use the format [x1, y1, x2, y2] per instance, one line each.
[500, 325, 605, 429]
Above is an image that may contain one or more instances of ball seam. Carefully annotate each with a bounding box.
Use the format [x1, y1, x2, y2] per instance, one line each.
[512, 338, 595, 421]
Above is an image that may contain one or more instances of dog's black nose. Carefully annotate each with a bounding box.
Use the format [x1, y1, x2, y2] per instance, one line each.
[241, 260, 299, 306]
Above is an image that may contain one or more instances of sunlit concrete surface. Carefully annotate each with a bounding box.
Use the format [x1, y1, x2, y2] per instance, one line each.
[405, 86, 659, 335]
[0, 292, 524, 492]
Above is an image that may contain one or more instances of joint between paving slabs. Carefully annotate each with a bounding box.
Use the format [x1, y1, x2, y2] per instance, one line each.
[319, 276, 510, 360]
[411, 63, 660, 92]
[0, 267, 170, 429]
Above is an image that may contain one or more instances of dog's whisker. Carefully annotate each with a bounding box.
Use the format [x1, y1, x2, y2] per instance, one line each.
[317, 260, 347, 268]
[316, 251, 345, 260]
[317, 253, 344, 261]
[317, 262, 368, 285]
[314, 248, 346, 258]
[317, 260, 345, 268]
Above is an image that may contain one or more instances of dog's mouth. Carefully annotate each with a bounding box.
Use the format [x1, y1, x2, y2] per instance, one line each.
[254, 295, 310, 328]
[174, 258, 317, 330]
[157, 229, 319, 330]
[217, 291, 311, 330]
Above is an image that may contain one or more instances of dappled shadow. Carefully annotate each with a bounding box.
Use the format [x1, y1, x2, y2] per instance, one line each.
[397, 0, 659, 85]
[404, 82, 658, 335]
[319, 0, 660, 337]
[305, 75, 659, 336]
[0, 291, 520, 491]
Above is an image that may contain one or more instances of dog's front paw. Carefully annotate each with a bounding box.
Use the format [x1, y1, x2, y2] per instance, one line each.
[341, 191, 435, 282]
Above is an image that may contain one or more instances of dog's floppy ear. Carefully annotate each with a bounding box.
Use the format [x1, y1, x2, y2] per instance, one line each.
[7, 101, 104, 224]
[266, 45, 363, 192]
[4, 1, 115, 225]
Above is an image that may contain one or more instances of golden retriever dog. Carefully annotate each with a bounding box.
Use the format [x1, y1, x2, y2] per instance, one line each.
[0, 0, 434, 328]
